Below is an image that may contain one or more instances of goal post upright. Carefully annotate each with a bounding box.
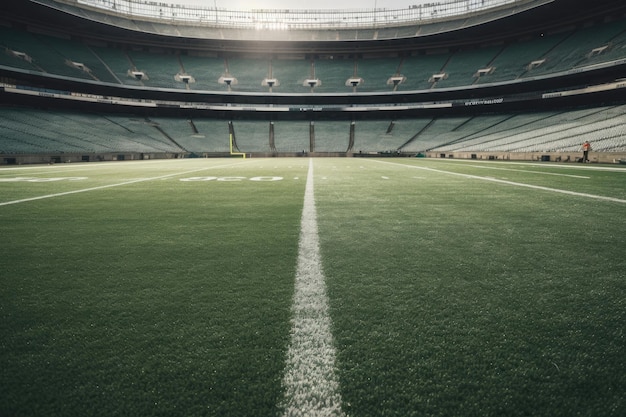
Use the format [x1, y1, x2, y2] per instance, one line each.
[230, 133, 246, 159]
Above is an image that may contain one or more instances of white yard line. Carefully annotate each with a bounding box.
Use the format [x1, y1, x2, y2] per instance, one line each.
[373, 159, 626, 204]
[0, 162, 246, 207]
[280, 158, 345, 417]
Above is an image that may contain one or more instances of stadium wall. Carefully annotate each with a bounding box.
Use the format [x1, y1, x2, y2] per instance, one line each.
[1, 0, 626, 163]
[1, 152, 185, 165]
[4, 151, 626, 166]
[424, 151, 626, 164]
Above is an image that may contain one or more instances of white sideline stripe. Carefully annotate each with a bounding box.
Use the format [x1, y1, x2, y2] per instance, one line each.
[432, 158, 626, 172]
[469, 165, 590, 179]
[0, 162, 245, 207]
[0, 158, 195, 172]
[281, 159, 345, 417]
[373, 159, 626, 204]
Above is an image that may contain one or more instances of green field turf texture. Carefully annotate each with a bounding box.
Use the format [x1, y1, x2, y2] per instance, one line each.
[1, 158, 624, 417]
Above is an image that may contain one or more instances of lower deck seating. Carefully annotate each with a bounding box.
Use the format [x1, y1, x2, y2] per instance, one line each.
[0, 108, 184, 154]
[429, 106, 626, 153]
[1, 106, 625, 155]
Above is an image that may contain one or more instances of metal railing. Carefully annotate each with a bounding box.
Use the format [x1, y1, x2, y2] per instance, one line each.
[72, 0, 521, 29]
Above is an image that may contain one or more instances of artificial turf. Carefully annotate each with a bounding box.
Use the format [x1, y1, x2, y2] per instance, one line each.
[1, 158, 624, 417]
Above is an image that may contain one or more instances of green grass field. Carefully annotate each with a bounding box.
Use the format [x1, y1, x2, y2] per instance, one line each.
[1, 158, 624, 417]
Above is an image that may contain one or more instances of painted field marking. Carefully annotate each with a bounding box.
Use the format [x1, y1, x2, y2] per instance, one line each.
[0, 168, 94, 176]
[280, 158, 345, 417]
[433, 158, 626, 173]
[179, 176, 283, 182]
[469, 165, 590, 179]
[0, 161, 247, 207]
[373, 159, 626, 204]
[0, 158, 192, 173]
[0, 177, 88, 182]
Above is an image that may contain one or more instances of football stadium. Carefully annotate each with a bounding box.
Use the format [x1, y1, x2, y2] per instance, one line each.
[1, 1, 625, 416]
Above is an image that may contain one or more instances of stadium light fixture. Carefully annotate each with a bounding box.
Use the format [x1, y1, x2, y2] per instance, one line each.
[67, 60, 92, 74]
[128, 70, 148, 80]
[303, 78, 321, 88]
[262, 78, 279, 87]
[474, 67, 495, 78]
[588, 45, 609, 57]
[429, 73, 448, 83]
[387, 75, 406, 86]
[345, 77, 364, 87]
[175, 73, 195, 84]
[9, 50, 33, 63]
[219, 76, 238, 86]
[527, 59, 545, 70]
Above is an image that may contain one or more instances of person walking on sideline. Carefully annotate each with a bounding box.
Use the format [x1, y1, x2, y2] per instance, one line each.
[582, 141, 592, 163]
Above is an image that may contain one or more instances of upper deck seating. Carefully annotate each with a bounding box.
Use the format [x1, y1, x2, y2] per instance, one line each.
[3, 16, 626, 93]
[474, 33, 566, 84]
[126, 50, 185, 89]
[396, 53, 451, 91]
[353, 58, 403, 92]
[225, 58, 272, 93]
[524, 19, 626, 77]
[0, 26, 92, 79]
[178, 54, 228, 91]
[436, 45, 502, 87]
[90, 46, 142, 86]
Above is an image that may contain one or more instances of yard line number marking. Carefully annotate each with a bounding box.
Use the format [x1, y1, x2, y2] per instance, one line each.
[374, 159, 626, 204]
[280, 158, 345, 417]
[0, 162, 247, 207]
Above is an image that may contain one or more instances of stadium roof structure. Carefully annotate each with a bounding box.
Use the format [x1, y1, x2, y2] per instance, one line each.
[3, 0, 625, 54]
[1, 0, 626, 119]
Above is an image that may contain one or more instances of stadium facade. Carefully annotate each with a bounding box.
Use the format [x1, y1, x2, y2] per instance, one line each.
[1, 0, 626, 163]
